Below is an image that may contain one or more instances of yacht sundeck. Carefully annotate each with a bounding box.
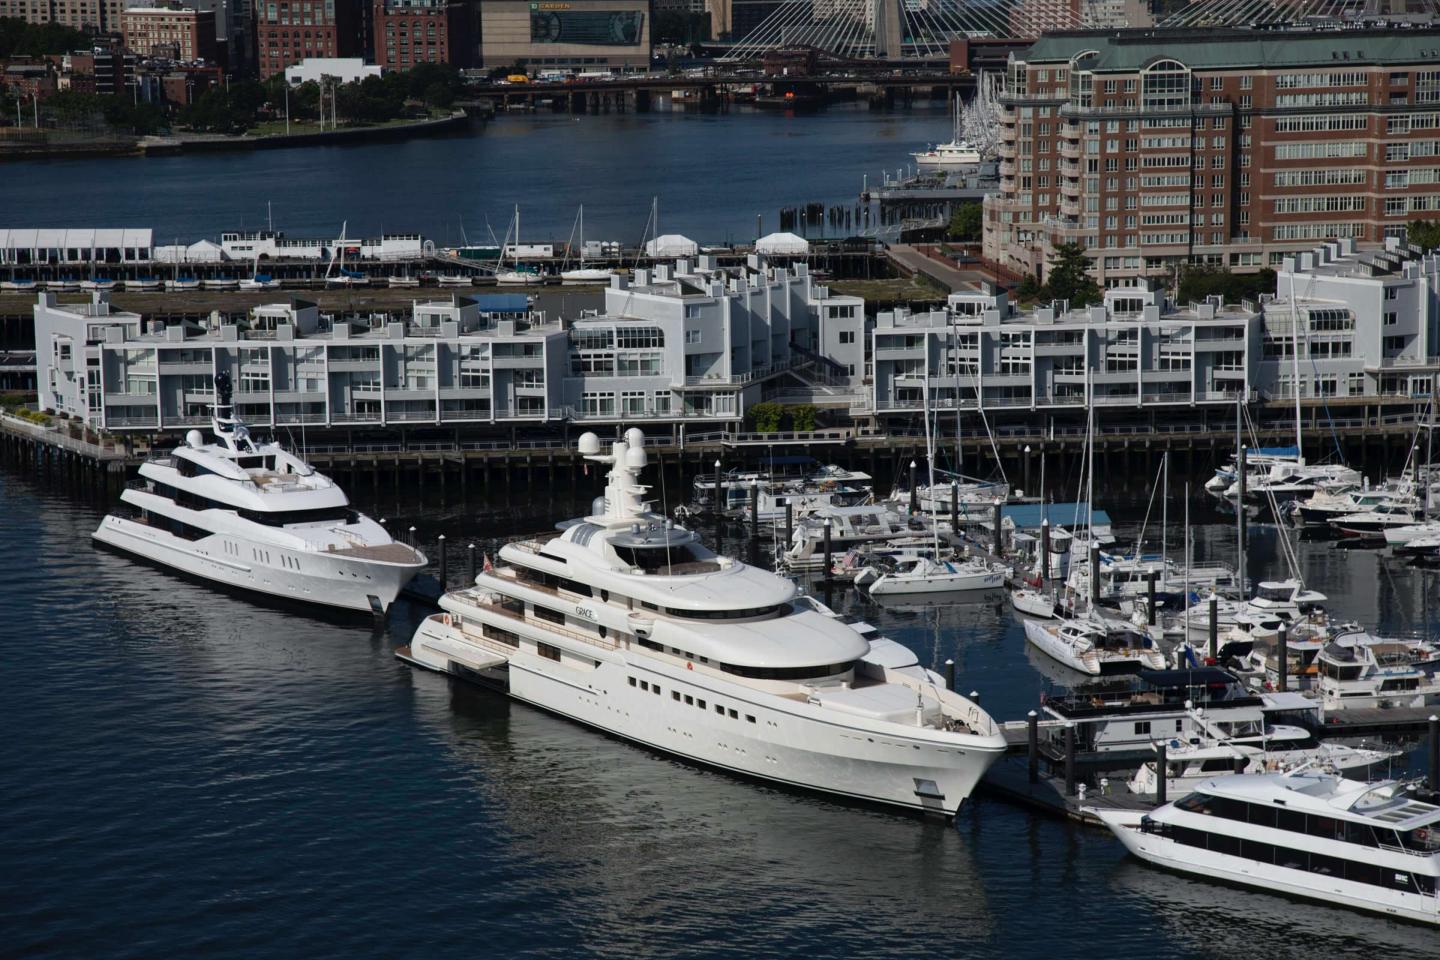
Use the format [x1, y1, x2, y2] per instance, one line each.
[1095, 772, 1440, 926]
[400, 429, 1008, 816]
[92, 373, 425, 613]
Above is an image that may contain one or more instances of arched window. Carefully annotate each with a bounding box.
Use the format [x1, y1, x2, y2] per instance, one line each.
[1068, 51, 1098, 109]
[1142, 59, 1191, 112]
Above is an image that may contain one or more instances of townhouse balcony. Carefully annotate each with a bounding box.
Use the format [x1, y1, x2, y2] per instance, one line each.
[1059, 141, 1081, 160]
[1060, 160, 1080, 178]
[1059, 199, 1081, 217]
[996, 141, 1016, 159]
[999, 160, 1016, 177]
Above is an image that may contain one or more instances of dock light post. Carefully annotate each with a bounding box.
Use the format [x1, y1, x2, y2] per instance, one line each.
[784, 500, 793, 548]
[749, 480, 759, 542]
[468, 543, 477, 583]
[408, 525, 417, 549]
[1040, 519, 1050, 582]
[1146, 570, 1157, 626]
[1027, 711, 1039, 784]
[822, 517, 833, 580]
[1208, 592, 1219, 660]
[908, 460, 918, 515]
[1155, 741, 1167, 805]
[1089, 543, 1101, 607]
[713, 458, 722, 517]
[1278, 622, 1289, 693]
[437, 534, 447, 588]
[1429, 715, 1439, 792]
[992, 497, 1003, 557]
[950, 480, 959, 532]
[1064, 722, 1077, 797]
[944, 658, 955, 690]
[1023, 445, 1032, 499]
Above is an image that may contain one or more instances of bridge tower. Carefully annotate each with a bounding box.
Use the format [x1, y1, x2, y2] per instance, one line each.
[871, 0, 903, 60]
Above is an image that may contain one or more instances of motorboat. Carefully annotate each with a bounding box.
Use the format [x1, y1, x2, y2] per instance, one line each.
[694, 458, 871, 512]
[238, 274, 282, 292]
[399, 428, 1009, 817]
[1330, 501, 1423, 539]
[91, 372, 425, 613]
[1126, 725, 1399, 796]
[123, 276, 161, 291]
[1023, 617, 1166, 675]
[1315, 636, 1440, 710]
[202, 277, 239, 290]
[1093, 771, 1440, 926]
[387, 276, 421, 288]
[79, 278, 117, 292]
[1205, 446, 1301, 493]
[911, 93, 983, 170]
[436, 274, 473, 287]
[167, 277, 201, 292]
[0, 278, 38, 292]
[1386, 520, 1440, 548]
[45, 278, 80, 292]
[784, 505, 954, 571]
[858, 555, 1006, 596]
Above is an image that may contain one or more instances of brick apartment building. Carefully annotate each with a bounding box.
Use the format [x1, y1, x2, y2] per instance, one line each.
[121, 6, 219, 62]
[372, 0, 470, 71]
[254, 0, 363, 79]
[982, 28, 1440, 286]
[0, 0, 124, 33]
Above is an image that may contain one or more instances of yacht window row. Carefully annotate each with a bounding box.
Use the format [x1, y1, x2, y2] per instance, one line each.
[1174, 792, 1440, 852]
[629, 677, 756, 723]
[637, 599, 787, 622]
[512, 563, 594, 598]
[147, 481, 357, 527]
[1142, 820, 1438, 894]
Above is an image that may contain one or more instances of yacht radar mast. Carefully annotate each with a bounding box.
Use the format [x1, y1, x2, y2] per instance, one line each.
[579, 428, 651, 523]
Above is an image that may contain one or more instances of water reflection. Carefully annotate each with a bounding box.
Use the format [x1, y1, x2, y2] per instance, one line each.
[1109, 859, 1437, 957]
[405, 670, 997, 956]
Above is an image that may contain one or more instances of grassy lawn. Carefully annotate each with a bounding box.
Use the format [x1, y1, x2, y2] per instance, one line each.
[243, 115, 442, 137]
[829, 273, 949, 304]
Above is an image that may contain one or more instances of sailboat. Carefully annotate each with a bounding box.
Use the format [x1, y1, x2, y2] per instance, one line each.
[861, 379, 1006, 596]
[166, 239, 199, 291]
[560, 205, 615, 285]
[238, 240, 280, 291]
[495, 205, 538, 286]
[325, 222, 369, 287]
[912, 92, 982, 170]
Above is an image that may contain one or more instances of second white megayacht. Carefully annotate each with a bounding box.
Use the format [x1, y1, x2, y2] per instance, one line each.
[401, 428, 1008, 815]
[92, 372, 426, 613]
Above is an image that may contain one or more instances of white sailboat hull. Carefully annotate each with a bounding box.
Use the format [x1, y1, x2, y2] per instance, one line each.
[868, 567, 1003, 595]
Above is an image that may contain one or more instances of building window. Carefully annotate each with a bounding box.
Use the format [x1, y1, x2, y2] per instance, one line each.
[537, 642, 561, 662]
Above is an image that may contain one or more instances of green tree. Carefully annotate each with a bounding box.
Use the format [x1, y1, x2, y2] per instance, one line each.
[749, 401, 784, 433]
[945, 202, 982, 242]
[1014, 273, 1042, 301]
[0, 17, 90, 57]
[1177, 263, 1276, 305]
[1409, 219, 1440, 252]
[788, 404, 818, 432]
[1043, 242, 1101, 307]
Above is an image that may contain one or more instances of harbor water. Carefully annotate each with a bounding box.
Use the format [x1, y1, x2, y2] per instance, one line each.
[0, 105, 954, 246]
[2, 466, 1436, 959]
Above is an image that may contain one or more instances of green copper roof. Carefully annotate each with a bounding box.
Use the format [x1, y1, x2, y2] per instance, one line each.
[1021, 28, 1440, 72]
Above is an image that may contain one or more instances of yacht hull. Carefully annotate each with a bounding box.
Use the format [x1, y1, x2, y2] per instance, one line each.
[1095, 811, 1440, 927]
[406, 617, 1004, 817]
[869, 569, 1003, 595]
[92, 514, 421, 613]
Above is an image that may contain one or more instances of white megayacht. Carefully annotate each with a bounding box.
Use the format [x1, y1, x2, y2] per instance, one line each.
[401, 428, 1008, 815]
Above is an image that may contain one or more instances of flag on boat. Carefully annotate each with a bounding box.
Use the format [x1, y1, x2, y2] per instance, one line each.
[483, 553, 494, 573]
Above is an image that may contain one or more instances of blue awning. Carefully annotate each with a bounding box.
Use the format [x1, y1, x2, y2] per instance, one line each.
[1001, 502, 1112, 530]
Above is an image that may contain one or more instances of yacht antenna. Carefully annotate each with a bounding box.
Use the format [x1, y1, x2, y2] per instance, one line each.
[1235, 395, 1245, 596]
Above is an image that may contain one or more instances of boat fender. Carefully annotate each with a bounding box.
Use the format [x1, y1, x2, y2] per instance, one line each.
[686, 662, 693, 671]
[442, 614, 452, 626]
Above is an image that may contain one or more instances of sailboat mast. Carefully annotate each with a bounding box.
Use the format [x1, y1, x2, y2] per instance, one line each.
[1235, 396, 1245, 593]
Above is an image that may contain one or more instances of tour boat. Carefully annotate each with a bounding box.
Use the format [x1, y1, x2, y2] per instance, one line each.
[1023, 616, 1166, 676]
[92, 373, 425, 614]
[399, 428, 1008, 816]
[1094, 772, 1440, 926]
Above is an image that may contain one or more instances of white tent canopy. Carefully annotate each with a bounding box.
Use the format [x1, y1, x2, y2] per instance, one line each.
[645, 234, 698, 258]
[755, 232, 809, 256]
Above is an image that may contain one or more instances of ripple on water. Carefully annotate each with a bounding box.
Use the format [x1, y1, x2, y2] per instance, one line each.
[2, 472, 1437, 959]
